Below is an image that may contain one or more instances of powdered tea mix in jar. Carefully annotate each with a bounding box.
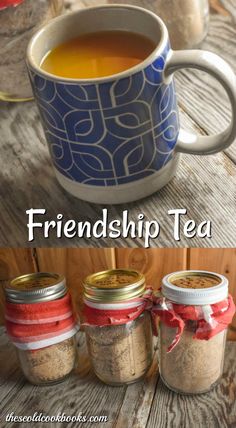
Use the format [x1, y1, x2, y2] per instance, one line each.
[83, 269, 154, 385]
[156, 270, 235, 394]
[4, 272, 78, 385]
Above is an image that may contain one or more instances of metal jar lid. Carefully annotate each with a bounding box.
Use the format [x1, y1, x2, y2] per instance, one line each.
[83, 269, 146, 303]
[162, 270, 228, 305]
[4, 272, 67, 304]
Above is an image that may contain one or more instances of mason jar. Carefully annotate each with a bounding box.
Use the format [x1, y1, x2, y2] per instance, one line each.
[157, 270, 235, 394]
[4, 272, 78, 385]
[109, 0, 209, 49]
[0, 0, 64, 101]
[83, 269, 154, 385]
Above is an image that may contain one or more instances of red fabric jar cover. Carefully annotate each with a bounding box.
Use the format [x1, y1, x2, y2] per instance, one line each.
[0, 0, 24, 10]
[5, 293, 79, 350]
[83, 288, 235, 352]
[83, 288, 155, 327]
[154, 294, 235, 352]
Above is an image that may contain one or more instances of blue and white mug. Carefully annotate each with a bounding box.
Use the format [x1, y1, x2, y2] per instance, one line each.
[27, 5, 236, 204]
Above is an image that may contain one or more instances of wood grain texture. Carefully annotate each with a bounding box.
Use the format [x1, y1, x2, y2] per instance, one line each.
[189, 248, 236, 340]
[0, 0, 235, 247]
[146, 341, 236, 428]
[0, 248, 236, 335]
[35, 248, 116, 316]
[0, 249, 36, 280]
[0, 248, 115, 324]
[0, 249, 37, 324]
[0, 328, 235, 428]
[221, 0, 236, 22]
[115, 248, 187, 289]
[0, 330, 126, 428]
[111, 342, 159, 428]
[210, 0, 230, 16]
[0, 328, 158, 428]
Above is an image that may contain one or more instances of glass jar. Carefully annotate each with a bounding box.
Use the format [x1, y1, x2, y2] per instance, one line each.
[4, 272, 78, 385]
[160, 321, 227, 394]
[17, 336, 77, 385]
[0, 0, 64, 102]
[157, 270, 235, 394]
[109, 0, 209, 49]
[83, 269, 154, 385]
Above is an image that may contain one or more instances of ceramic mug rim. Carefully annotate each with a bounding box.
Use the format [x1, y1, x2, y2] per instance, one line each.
[27, 4, 169, 85]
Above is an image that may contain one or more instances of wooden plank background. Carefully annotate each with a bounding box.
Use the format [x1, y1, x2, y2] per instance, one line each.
[1, 327, 235, 428]
[0, 0, 236, 248]
[0, 248, 235, 340]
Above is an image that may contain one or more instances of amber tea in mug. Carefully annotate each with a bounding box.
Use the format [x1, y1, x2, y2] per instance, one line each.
[40, 31, 156, 79]
[28, 5, 236, 204]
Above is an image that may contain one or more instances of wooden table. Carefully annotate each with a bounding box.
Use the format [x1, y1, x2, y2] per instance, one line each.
[0, 0, 236, 247]
[0, 328, 235, 428]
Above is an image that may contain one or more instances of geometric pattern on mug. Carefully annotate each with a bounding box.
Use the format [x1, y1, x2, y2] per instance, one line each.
[31, 46, 179, 186]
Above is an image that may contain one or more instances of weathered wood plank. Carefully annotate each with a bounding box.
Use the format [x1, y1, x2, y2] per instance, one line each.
[0, 249, 37, 324]
[35, 248, 116, 316]
[113, 342, 159, 428]
[0, 94, 235, 247]
[0, 249, 36, 280]
[0, 329, 25, 400]
[0, 101, 235, 247]
[0, 328, 158, 428]
[147, 341, 236, 428]
[1, 248, 236, 337]
[115, 248, 187, 289]
[221, 0, 236, 22]
[175, 13, 236, 162]
[0, 248, 116, 324]
[188, 248, 236, 340]
[210, 0, 230, 16]
[0, 328, 236, 428]
[0, 330, 125, 428]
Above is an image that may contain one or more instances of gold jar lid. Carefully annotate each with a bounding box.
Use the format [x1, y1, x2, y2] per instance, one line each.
[168, 271, 221, 289]
[83, 269, 145, 302]
[162, 270, 228, 305]
[5, 272, 66, 304]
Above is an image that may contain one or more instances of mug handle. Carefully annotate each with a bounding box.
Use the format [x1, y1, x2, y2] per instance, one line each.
[165, 50, 236, 154]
